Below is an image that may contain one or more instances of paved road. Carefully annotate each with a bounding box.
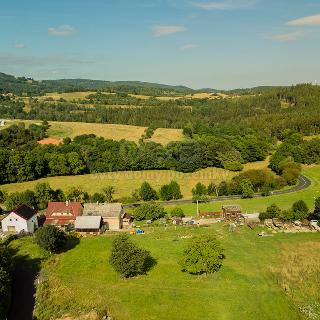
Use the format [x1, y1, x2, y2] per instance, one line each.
[124, 174, 311, 208]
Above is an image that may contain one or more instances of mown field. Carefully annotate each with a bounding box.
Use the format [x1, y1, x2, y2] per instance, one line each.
[0, 167, 236, 199]
[1, 119, 184, 144]
[10, 225, 320, 320]
[39, 91, 233, 102]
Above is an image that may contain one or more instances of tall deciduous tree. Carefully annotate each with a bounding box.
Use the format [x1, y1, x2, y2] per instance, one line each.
[109, 234, 155, 278]
[180, 235, 225, 275]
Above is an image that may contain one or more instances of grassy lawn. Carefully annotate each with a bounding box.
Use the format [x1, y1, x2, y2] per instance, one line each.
[0, 167, 236, 199]
[10, 225, 320, 320]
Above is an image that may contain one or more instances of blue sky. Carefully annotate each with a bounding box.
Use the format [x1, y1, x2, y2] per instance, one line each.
[1, 0, 320, 89]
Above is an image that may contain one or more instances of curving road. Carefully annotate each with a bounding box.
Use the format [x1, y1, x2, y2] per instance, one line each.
[124, 174, 311, 208]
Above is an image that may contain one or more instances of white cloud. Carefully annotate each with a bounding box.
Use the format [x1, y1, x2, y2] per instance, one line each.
[268, 31, 308, 42]
[15, 43, 26, 49]
[48, 25, 76, 37]
[181, 43, 199, 50]
[191, 0, 256, 10]
[152, 25, 187, 37]
[287, 14, 320, 26]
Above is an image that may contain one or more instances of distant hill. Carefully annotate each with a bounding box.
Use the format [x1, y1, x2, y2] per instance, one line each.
[0, 71, 293, 96]
[0, 72, 195, 96]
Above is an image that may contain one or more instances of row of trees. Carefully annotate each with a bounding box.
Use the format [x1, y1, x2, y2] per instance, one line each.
[259, 197, 320, 221]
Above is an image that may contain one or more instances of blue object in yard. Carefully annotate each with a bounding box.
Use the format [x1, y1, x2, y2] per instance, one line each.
[136, 229, 145, 235]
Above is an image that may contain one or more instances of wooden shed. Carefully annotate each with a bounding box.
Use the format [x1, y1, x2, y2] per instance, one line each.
[222, 205, 242, 219]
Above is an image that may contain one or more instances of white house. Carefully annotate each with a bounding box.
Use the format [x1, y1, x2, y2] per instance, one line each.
[1, 204, 38, 233]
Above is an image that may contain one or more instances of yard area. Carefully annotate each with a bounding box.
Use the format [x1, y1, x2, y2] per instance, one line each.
[10, 225, 320, 320]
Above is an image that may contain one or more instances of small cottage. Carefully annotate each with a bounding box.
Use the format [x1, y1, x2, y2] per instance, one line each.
[45, 201, 83, 228]
[1, 204, 38, 233]
[74, 216, 102, 234]
[0, 119, 5, 127]
[83, 203, 124, 230]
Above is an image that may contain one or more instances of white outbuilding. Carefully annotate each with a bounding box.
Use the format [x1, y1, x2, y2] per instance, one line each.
[1, 204, 38, 233]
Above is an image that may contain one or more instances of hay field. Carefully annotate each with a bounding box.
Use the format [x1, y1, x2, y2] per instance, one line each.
[42, 92, 97, 101]
[0, 167, 236, 199]
[148, 128, 184, 145]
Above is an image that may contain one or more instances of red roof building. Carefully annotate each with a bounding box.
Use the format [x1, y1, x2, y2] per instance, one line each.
[45, 201, 83, 227]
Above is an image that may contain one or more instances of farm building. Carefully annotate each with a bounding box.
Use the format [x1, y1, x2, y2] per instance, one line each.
[45, 201, 83, 229]
[222, 205, 242, 219]
[122, 212, 133, 229]
[0, 119, 5, 126]
[1, 204, 38, 233]
[83, 203, 125, 230]
[74, 216, 103, 234]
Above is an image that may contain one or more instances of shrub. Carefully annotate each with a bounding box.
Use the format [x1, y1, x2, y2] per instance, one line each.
[180, 235, 225, 275]
[35, 225, 66, 253]
[133, 202, 165, 221]
[109, 234, 155, 278]
[224, 161, 243, 172]
[170, 207, 185, 218]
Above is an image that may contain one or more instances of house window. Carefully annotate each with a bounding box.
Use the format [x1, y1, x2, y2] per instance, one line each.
[10, 218, 12, 221]
[15, 219, 18, 221]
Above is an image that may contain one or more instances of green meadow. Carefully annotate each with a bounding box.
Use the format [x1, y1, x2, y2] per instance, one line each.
[10, 225, 320, 320]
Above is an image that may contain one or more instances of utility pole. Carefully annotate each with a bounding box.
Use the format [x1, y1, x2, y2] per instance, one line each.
[196, 200, 199, 219]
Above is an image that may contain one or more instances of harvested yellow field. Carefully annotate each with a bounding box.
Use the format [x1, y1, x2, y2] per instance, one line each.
[304, 135, 320, 141]
[46, 122, 147, 142]
[0, 167, 236, 199]
[148, 128, 184, 145]
[42, 91, 97, 101]
[1, 119, 184, 145]
[242, 157, 270, 170]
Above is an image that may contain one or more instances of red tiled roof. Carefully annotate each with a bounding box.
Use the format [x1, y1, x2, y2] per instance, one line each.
[45, 202, 83, 226]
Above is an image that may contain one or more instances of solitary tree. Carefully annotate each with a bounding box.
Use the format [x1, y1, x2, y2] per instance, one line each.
[180, 235, 225, 276]
[109, 234, 155, 278]
[240, 179, 254, 198]
[103, 186, 115, 203]
[292, 200, 309, 220]
[139, 182, 158, 201]
[192, 182, 207, 197]
[35, 225, 66, 253]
